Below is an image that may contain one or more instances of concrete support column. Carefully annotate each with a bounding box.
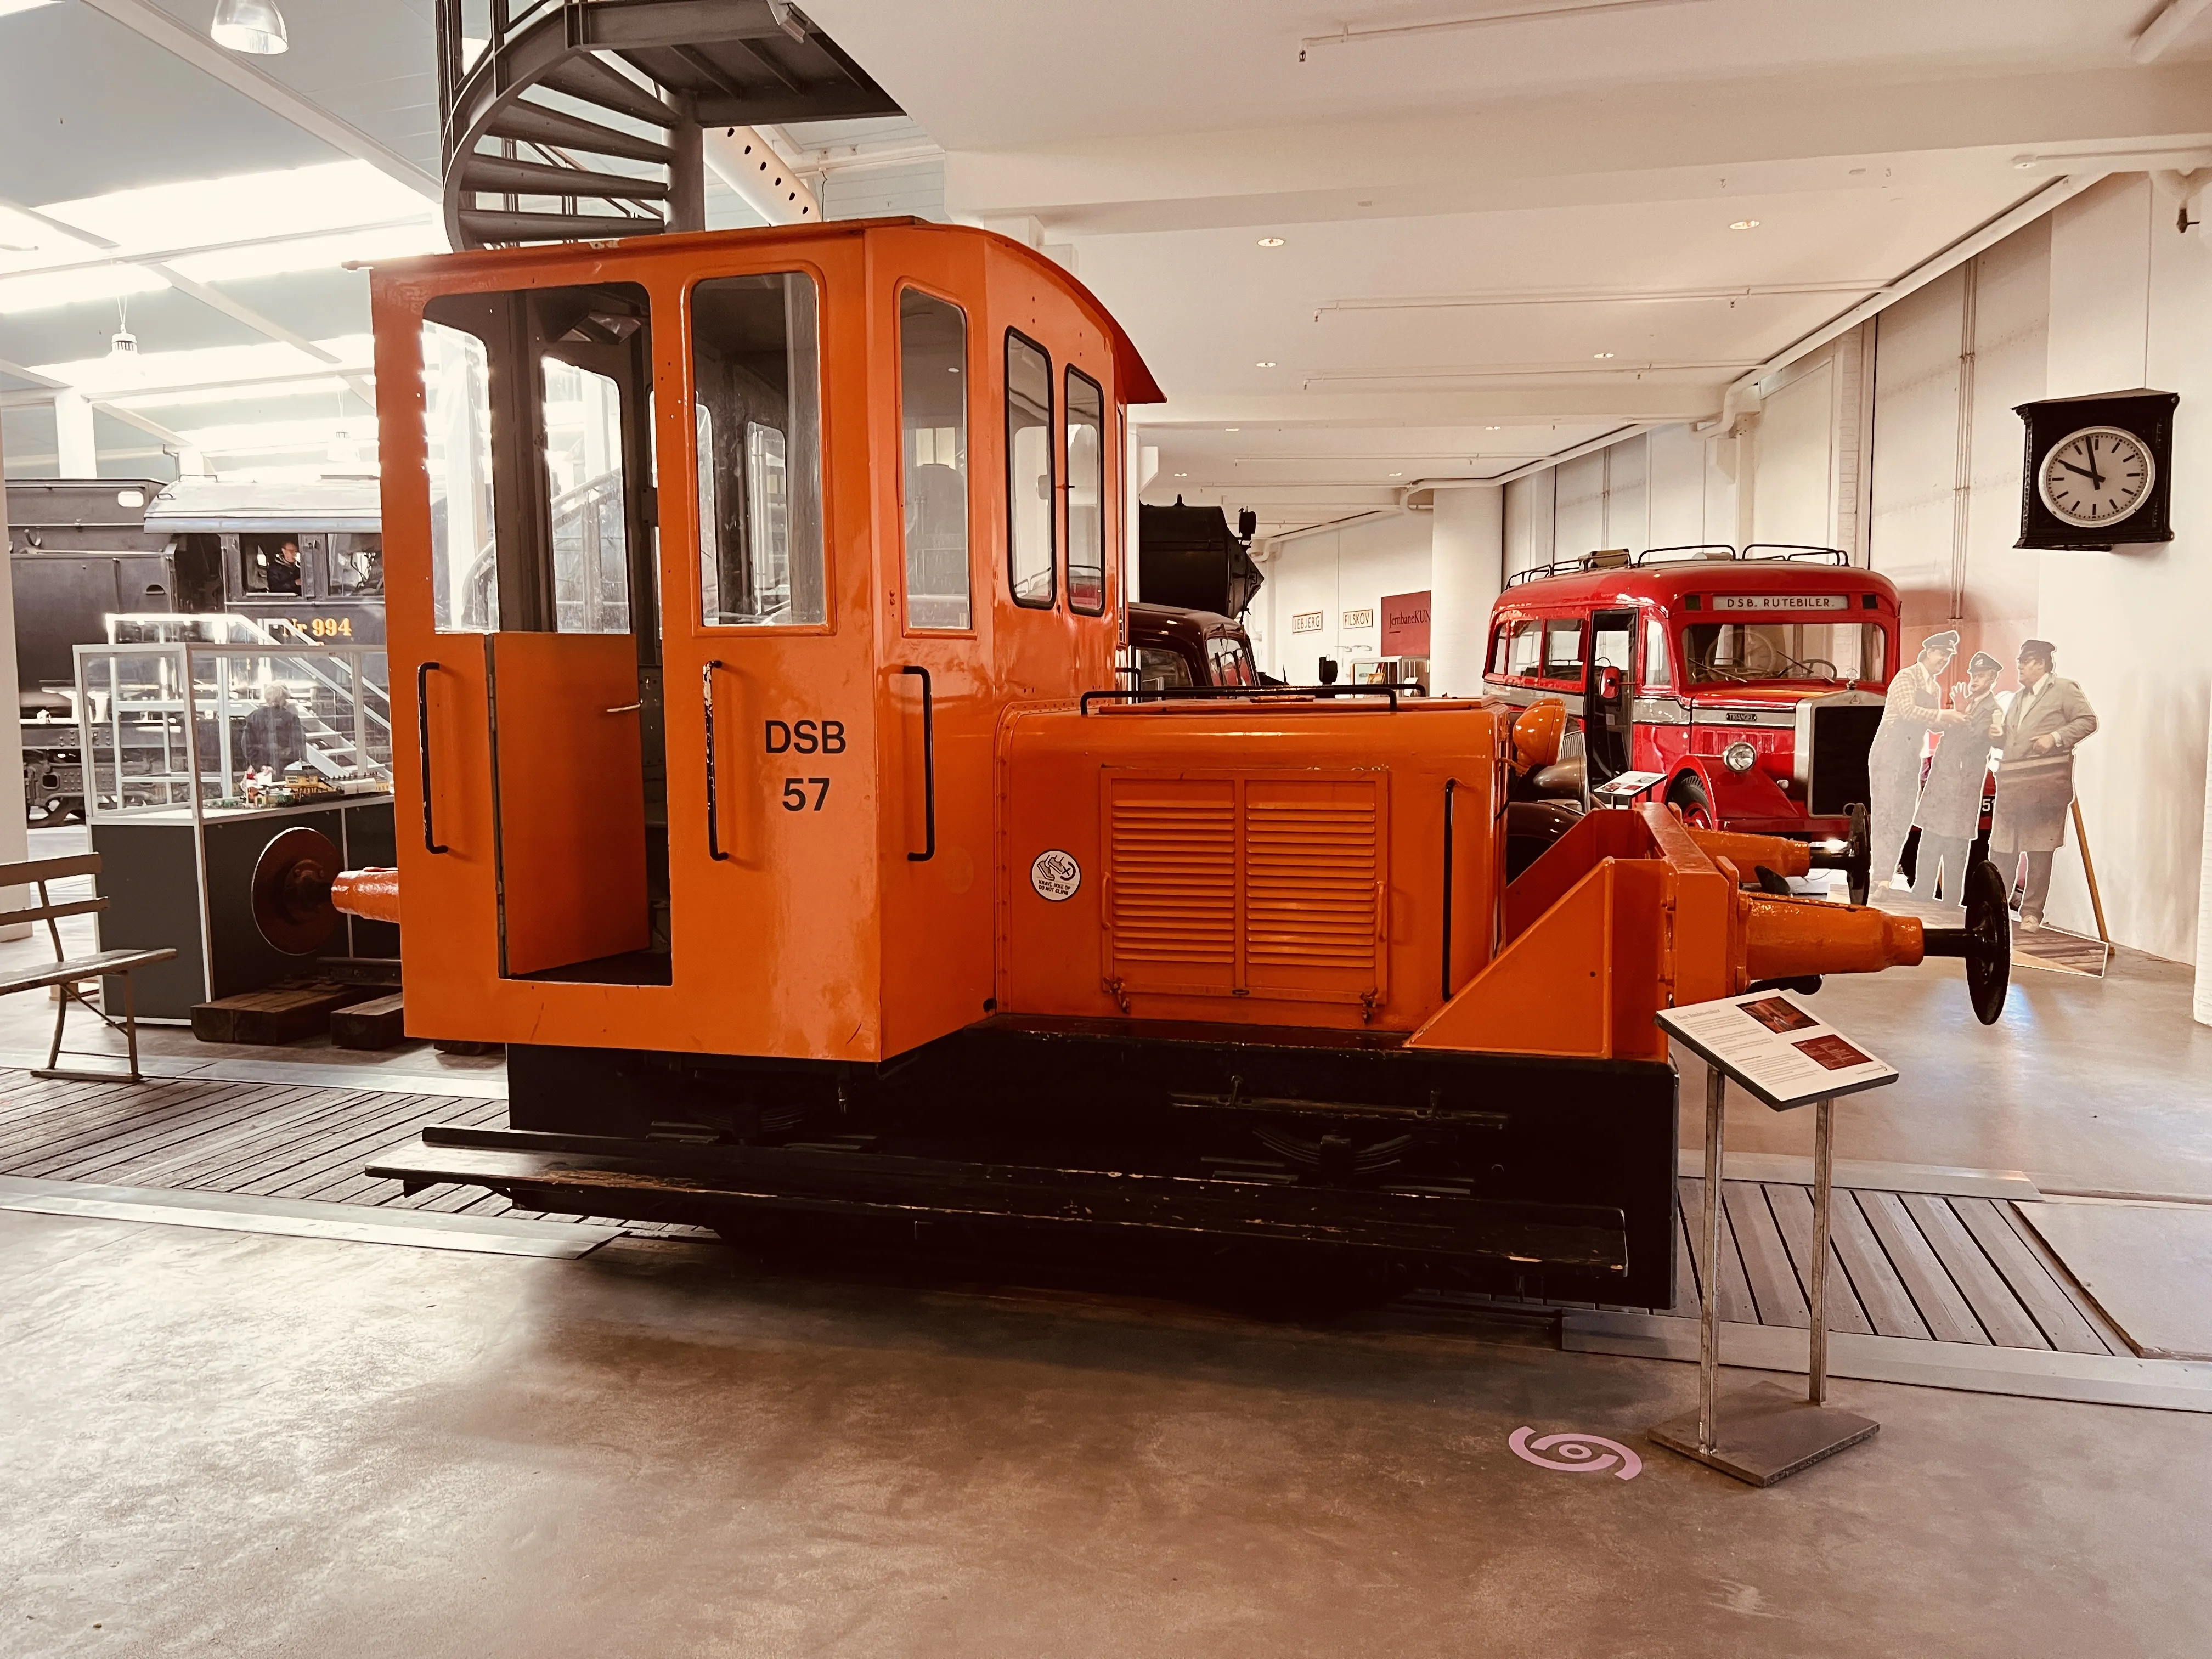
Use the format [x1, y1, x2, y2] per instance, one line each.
[0, 414, 32, 936]
[1429, 486, 1502, 698]
[54, 390, 97, 477]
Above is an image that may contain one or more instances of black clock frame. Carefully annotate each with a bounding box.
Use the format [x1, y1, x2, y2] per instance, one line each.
[2013, 388, 2178, 550]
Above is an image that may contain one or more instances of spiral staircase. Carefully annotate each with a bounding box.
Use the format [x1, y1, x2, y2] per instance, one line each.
[435, 0, 901, 250]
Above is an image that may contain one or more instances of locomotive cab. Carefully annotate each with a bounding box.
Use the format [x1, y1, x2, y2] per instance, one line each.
[377, 219, 1139, 1063]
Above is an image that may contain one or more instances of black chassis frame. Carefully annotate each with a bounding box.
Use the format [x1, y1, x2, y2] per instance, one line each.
[476, 1017, 1681, 1309]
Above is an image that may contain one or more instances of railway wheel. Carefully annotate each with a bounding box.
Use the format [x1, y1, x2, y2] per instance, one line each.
[1667, 772, 1714, 830]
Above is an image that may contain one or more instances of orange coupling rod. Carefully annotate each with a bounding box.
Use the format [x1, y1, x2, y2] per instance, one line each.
[1688, 827, 1812, 881]
[1740, 893, 1922, 984]
[331, 867, 402, 925]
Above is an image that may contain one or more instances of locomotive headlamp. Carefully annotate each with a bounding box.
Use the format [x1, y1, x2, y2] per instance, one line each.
[1723, 740, 1758, 774]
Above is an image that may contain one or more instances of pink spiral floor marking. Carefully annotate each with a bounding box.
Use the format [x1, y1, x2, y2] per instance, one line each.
[1508, 1426, 1643, 1480]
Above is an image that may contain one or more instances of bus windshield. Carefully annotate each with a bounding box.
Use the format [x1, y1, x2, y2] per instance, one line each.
[1681, 620, 1886, 686]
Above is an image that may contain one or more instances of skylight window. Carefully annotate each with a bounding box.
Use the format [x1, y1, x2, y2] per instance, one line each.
[168, 222, 447, 284]
[37, 161, 434, 253]
[0, 265, 167, 317]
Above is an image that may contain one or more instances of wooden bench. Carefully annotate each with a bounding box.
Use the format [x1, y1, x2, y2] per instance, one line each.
[0, 853, 177, 1083]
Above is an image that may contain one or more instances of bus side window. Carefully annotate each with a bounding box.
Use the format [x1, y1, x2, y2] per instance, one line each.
[1489, 625, 1510, 675]
[1542, 617, 1584, 684]
[1641, 616, 1673, 689]
[1507, 619, 1542, 677]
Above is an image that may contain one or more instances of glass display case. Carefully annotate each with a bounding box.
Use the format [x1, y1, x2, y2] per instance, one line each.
[74, 640, 399, 1020]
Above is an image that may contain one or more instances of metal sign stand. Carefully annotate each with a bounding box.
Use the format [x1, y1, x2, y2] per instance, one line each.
[1649, 996, 1891, 1486]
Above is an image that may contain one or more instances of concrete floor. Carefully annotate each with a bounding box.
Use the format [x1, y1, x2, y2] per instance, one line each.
[1683, 901, 2212, 1201]
[6, 1209, 2210, 1659]
[4, 835, 2211, 1655]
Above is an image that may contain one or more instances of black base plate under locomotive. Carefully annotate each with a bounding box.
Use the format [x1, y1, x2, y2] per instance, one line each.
[369, 1017, 1680, 1309]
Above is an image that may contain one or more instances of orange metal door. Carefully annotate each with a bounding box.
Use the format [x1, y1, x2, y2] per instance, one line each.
[487, 631, 650, 977]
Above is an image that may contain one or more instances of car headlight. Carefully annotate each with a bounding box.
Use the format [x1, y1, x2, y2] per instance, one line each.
[1723, 740, 1759, 774]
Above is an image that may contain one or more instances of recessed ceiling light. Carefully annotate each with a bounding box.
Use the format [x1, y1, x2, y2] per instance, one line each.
[1174, 472, 1188, 477]
[1592, 352, 1616, 359]
[1485, 425, 1502, 431]
[1257, 236, 1284, 247]
[1388, 471, 1402, 477]
[1255, 360, 1276, 368]
[1730, 219, 1760, 230]
[1225, 426, 1240, 431]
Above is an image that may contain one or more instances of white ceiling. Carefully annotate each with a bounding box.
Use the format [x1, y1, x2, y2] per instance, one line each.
[7, 0, 2212, 526]
[811, 0, 2212, 535]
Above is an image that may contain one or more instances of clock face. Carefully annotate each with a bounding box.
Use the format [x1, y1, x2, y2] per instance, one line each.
[2037, 425, 2155, 529]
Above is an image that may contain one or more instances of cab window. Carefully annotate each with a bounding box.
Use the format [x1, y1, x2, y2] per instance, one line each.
[1006, 330, 1055, 608]
[1542, 617, 1584, 683]
[692, 272, 826, 627]
[328, 534, 383, 596]
[1134, 646, 1193, 691]
[420, 281, 656, 636]
[899, 289, 970, 630]
[1065, 367, 1105, 614]
[1506, 619, 1542, 677]
[1593, 617, 1632, 673]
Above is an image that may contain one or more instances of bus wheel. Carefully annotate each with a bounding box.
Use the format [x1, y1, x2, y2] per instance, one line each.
[1668, 774, 1714, 830]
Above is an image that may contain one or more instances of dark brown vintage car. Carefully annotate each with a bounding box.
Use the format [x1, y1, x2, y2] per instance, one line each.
[1124, 602, 1261, 690]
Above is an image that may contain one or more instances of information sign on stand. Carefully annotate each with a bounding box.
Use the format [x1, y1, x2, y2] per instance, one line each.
[1649, 991, 1898, 1486]
[1591, 770, 1667, 805]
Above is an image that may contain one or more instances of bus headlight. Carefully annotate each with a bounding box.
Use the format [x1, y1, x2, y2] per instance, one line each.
[1723, 740, 1759, 774]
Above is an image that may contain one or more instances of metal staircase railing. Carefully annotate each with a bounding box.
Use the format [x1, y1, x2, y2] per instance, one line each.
[436, 0, 900, 250]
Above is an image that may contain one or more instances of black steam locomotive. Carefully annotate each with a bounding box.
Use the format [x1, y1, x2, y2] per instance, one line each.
[9, 477, 384, 823]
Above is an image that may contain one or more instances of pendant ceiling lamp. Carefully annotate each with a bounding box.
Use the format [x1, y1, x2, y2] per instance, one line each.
[210, 0, 288, 54]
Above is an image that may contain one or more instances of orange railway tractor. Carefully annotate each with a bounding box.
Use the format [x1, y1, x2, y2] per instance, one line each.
[251, 219, 2011, 1310]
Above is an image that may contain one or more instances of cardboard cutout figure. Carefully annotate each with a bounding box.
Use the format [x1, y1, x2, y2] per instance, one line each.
[1988, 640, 2097, 930]
[1869, 630, 1958, 891]
[1911, 651, 2004, 905]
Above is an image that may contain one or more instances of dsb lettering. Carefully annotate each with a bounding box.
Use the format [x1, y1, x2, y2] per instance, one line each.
[764, 717, 847, 755]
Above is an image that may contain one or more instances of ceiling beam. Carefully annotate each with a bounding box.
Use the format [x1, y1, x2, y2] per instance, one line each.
[74, 0, 441, 201]
[2135, 0, 2212, 63]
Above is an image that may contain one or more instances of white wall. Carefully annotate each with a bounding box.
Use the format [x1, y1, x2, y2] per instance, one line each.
[2032, 176, 2212, 963]
[1867, 224, 2050, 663]
[1431, 487, 1502, 697]
[1257, 512, 1434, 682]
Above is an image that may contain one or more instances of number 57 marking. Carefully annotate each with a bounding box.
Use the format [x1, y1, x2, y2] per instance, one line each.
[781, 777, 831, 812]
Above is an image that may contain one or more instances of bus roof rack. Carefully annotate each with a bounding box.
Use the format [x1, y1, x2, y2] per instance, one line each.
[1504, 543, 1852, 586]
[1742, 543, 1850, 564]
[1633, 544, 1739, 566]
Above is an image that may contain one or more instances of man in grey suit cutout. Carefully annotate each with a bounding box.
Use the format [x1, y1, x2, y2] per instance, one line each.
[1988, 640, 2097, 931]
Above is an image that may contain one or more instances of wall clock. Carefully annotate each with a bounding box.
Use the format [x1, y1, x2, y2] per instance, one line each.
[2014, 389, 2178, 550]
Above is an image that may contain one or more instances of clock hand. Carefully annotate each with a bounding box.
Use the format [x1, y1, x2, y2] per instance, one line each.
[2083, 436, 2106, 491]
[2056, 460, 2101, 482]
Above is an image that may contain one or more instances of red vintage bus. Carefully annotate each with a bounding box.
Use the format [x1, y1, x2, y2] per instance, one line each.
[1485, 545, 1900, 856]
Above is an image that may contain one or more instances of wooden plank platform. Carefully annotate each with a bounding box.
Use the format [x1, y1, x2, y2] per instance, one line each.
[0, 1068, 705, 1239]
[0, 1068, 2136, 1358]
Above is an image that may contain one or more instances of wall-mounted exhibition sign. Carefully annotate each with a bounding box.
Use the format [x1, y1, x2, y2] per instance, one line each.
[1342, 607, 1375, 630]
[1290, 610, 1323, 634]
[1381, 590, 1432, 656]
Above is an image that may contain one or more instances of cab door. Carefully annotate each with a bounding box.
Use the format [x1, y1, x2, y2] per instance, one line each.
[1587, 607, 1636, 783]
[386, 276, 666, 1037]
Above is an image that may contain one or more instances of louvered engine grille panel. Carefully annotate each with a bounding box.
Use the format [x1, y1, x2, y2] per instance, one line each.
[1103, 774, 1385, 1003]
[1108, 782, 1237, 983]
[1246, 787, 1378, 970]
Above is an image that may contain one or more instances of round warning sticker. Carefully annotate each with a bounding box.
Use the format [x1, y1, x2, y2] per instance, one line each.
[1029, 849, 1081, 902]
